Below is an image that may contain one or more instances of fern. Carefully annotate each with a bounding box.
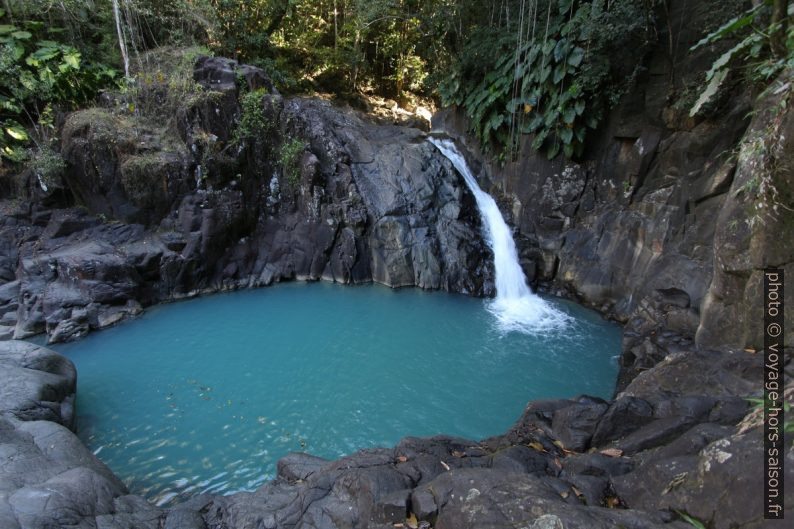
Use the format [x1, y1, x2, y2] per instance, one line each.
[690, 1, 794, 116]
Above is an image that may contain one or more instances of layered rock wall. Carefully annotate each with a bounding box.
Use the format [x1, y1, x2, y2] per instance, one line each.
[0, 56, 492, 343]
[435, 0, 794, 388]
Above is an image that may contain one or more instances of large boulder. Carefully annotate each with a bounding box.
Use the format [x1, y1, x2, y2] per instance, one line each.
[0, 341, 136, 529]
[0, 340, 76, 426]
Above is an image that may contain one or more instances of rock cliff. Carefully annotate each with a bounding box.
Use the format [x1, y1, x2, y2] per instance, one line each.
[0, 54, 492, 344]
[434, 1, 794, 390]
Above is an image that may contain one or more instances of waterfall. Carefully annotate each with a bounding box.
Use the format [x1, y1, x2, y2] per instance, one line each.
[428, 137, 569, 334]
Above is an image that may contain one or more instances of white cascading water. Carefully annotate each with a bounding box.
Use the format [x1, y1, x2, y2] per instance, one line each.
[429, 137, 569, 334]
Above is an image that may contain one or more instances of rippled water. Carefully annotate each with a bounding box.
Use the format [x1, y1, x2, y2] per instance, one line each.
[53, 282, 620, 506]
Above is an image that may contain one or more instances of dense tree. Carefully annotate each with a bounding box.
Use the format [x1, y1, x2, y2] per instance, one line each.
[1, 0, 791, 170]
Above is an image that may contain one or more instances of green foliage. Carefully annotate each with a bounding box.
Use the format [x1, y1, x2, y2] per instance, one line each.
[27, 143, 66, 190]
[195, 0, 485, 98]
[204, 0, 286, 61]
[0, 3, 117, 165]
[122, 46, 211, 117]
[10, 0, 784, 169]
[233, 88, 272, 145]
[690, 1, 794, 116]
[122, 0, 216, 48]
[674, 511, 707, 529]
[279, 137, 305, 188]
[439, 0, 655, 160]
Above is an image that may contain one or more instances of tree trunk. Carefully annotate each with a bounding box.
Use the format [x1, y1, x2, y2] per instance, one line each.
[334, 0, 339, 51]
[112, 0, 130, 79]
[770, 0, 789, 59]
[352, 28, 360, 91]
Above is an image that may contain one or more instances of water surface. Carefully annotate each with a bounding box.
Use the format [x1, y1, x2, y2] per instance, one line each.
[54, 282, 619, 505]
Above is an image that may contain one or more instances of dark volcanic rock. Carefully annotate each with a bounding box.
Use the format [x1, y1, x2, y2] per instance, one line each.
[0, 341, 134, 529]
[550, 397, 608, 452]
[0, 340, 76, 426]
[193, 55, 279, 94]
[696, 69, 794, 351]
[371, 489, 410, 524]
[277, 453, 329, 482]
[3, 57, 494, 344]
[613, 427, 794, 527]
[590, 396, 654, 448]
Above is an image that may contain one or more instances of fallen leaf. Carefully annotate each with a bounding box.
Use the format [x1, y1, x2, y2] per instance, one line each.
[606, 496, 621, 508]
[406, 513, 419, 529]
[744, 348, 757, 354]
[663, 472, 688, 494]
[451, 450, 464, 458]
[440, 460, 450, 471]
[396, 455, 408, 463]
[737, 406, 764, 434]
[559, 491, 569, 499]
[571, 486, 583, 497]
[600, 448, 623, 458]
[528, 442, 545, 452]
[553, 457, 562, 469]
[553, 440, 566, 450]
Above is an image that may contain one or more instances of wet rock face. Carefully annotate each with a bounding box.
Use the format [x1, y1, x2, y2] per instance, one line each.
[0, 58, 493, 344]
[434, 5, 793, 389]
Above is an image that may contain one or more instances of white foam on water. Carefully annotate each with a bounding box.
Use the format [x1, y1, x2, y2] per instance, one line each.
[428, 137, 570, 334]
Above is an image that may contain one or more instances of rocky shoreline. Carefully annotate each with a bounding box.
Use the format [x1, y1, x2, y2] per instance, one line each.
[0, 332, 787, 528]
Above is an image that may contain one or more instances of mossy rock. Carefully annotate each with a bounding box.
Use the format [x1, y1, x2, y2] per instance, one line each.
[128, 46, 212, 118]
[130, 46, 210, 78]
[120, 152, 184, 214]
[185, 89, 227, 109]
[62, 108, 141, 154]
